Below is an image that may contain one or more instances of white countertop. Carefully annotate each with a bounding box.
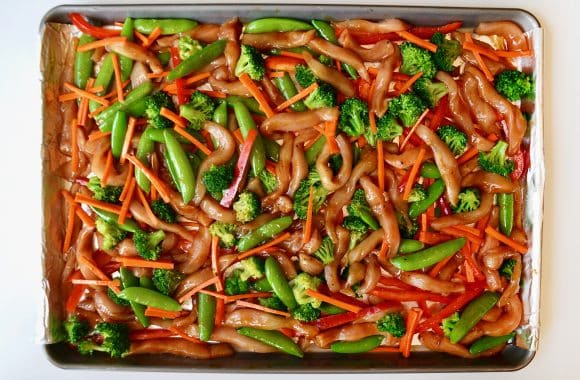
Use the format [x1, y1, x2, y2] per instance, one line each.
[1, 0, 579, 378]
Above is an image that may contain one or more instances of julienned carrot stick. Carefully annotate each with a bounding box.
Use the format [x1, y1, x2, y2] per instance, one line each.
[61, 82, 109, 105]
[276, 82, 319, 111]
[77, 256, 120, 293]
[224, 292, 272, 303]
[143, 26, 162, 48]
[173, 126, 212, 156]
[397, 72, 423, 95]
[452, 224, 483, 237]
[75, 207, 95, 227]
[160, 107, 187, 128]
[135, 186, 157, 223]
[324, 121, 339, 154]
[63, 201, 76, 252]
[462, 41, 500, 62]
[74, 193, 123, 214]
[117, 177, 136, 225]
[303, 186, 315, 244]
[428, 254, 454, 277]
[76, 36, 127, 52]
[304, 289, 362, 313]
[71, 279, 121, 287]
[399, 109, 429, 150]
[238, 73, 275, 117]
[177, 276, 220, 303]
[116, 256, 175, 270]
[235, 300, 291, 317]
[400, 307, 423, 358]
[163, 72, 211, 91]
[167, 327, 203, 343]
[465, 33, 494, 82]
[402, 147, 427, 200]
[279, 50, 307, 60]
[111, 53, 124, 102]
[120, 116, 136, 164]
[485, 226, 528, 254]
[144, 307, 181, 319]
[377, 239, 389, 262]
[236, 232, 292, 261]
[101, 150, 114, 185]
[119, 162, 134, 202]
[88, 130, 112, 142]
[66, 272, 87, 313]
[397, 31, 438, 53]
[440, 227, 482, 245]
[456, 146, 478, 165]
[125, 155, 171, 202]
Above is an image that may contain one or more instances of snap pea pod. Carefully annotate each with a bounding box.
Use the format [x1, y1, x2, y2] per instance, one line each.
[139, 276, 156, 290]
[252, 277, 273, 292]
[263, 138, 280, 162]
[232, 101, 266, 177]
[89, 53, 114, 113]
[398, 239, 425, 254]
[390, 237, 466, 271]
[119, 17, 134, 81]
[449, 291, 500, 344]
[167, 39, 227, 80]
[197, 290, 216, 342]
[134, 128, 155, 193]
[90, 207, 140, 233]
[134, 18, 198, 35]
[117, 287, 182, 312]
[212, 101, 228, 127]
[264, 256, 298, 310]
[157, 51, 172, 66]
[245, 18, 314, 34]
[420, 162, 442, 179]
[119, 268, 149, 327]
[498, 193, 514, 236]
[74, 34, 96, 90]
[311, 19, 358, 79]
[237, 216, 293, 252]
[273, 73, 306, 112]
[237, 327, 303, 358]
[330, 335, 384, 354]
[96, 81, 154, 131]
[225, 96, 265, 115]
[408, 179, 445, 219]
[305, 136, 326, 166]
[110, 111, 128, 158]
[163, 129, 196, 203]
[144, 128, 189, 144]
[469, 332, 515, 355]
[319, 303, 346, 315]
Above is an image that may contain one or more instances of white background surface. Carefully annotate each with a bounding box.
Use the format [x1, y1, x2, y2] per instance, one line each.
[1, 0, 579, 378]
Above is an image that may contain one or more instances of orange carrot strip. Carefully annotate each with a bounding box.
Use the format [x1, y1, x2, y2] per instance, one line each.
[465, 33, 494, 81]
[116, 256, 175, 270]
[120, 116, 137, 164]
[303, 186, 315, 244]
[485, 226, 528, 254]
[75, 208, 95, 228]
[456, 146, 478, 165]
[71, 279, 121, 287]
[397, 72, 423, 95]
[77, 256, 111, 282]
[160, 107, 187, 128]
[494, 49, 533, 58]
[428, 254, 454, 277]
[143, 26, 162, 48]
[198, 89, 227, 99]
[371, 346, 401, 353]
[167, 327, 203, 343]
[397, 31, 437, 52]
[111, 53, 124, 102]
[211, 236, 220, 275]
[304, 289, 362, 313]
[163, 72, 211, 91]
[440, 227, 483, 245]
[324, 121, 339, 154]
[224, 292, 272, 303]
[63, 201, 76, 253]
[421, 213, 428, 233]
[453, 224, 483, 237]
[117, 178, 136, 225]
[236, 232, 292, 261]
[74, 193, 123, 214]
[177, 276, 220, 303]
[232, 128, 244, 145]
[77, 97, 89, 127]
[400, 108, 430, 151]
[88, 130, 112, 142]
[402, 147, 427, 200]
[135, 186, 157, 222]
[462, 41, 500, 62]
[378, 239, 389, 262]
[134, 31, 148, 45]
[62, 82, 110, 105]
[100, 150, 114, 186]
[238, 72, 275, 117]
[198, 289, 228, 300]
[279, 50, 307, 60]
[276, 82, 318, 111]
[400, 307, 423, 358]
[173, 126, 212, 156]
[144, 307, 181, 319]
[126, 155, 172, 202]
[70, 118, 79, 175]
[65, 272, 87, 313]
[76, 37, 127, 52]
[88, 103, 109, 118]
[235, 300, 291, 317]
[119, 162, 134, 202]
[268, 71, 287, 78]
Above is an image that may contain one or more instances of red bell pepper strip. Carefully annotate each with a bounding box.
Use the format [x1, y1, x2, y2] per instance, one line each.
[170, 48, 189, 106]
[429, 95, 449, 130]
[314, 301, 399, 330]
[69, 13, 121, 39]
[437, 195, 452, 216]
[319, 284, 368, 308]
[369, 288, 452, 303]
[409, 21, 464, 39]
[265, 56, 303, 72]
[510, 148, 527, 181]
[220, 129, 258, 207]
[416, 281, 485, 333]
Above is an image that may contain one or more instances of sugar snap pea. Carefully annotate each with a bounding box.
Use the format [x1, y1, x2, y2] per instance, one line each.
[237, 216, 293, 252]
[110, 111, 128, 158]
[498, 193, 514, 236]
[232, 101, 266, 177]
[197, 290, 217, 341]
[167, 39, 227, 80]
[408, 179, 445, 219]
[319, 303, 346, 315]
[134, 18, 198, 35]
[331, 335, 384, 353]
[237, 327, 303, 357]
[119, 268, 149, 327]
[135, 129, 155, 193]
[119, 17, 134, 81]
[212, 101, 228, 127]
[273, 73, 306, 112]
[74, 34, 95, 90]
[398, 239, 425, 254]
[420, 162, 442, 179]
[139, 276, 156, 290]
[96, 81, 154, 131]
[390, 237, 466, 271]
[311, 19, 358, 79]
[469, 332, 515, 355]
[264, 256, 297, 310]
[449, 291, 500, 344]
[117, 287, 182, 312]
[263, 138, 280, 162]
[245, 18, 314, 34]
[90, 207, 139, 233]
[163, 129, 196, 203]
[89, 53, 114, 113]
[225, 96, 265, 115]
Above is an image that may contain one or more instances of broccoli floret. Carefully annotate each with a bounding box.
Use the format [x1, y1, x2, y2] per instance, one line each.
[408, 184, 428, 203]
[441, 312, 460, 338]
[293, 170, 329, 220]
[107, 287, 130, 306]
[209, 221, 237, 248]
[239, 256, 266, 281]
[436, 125, 468, 156]
[235, 45, 266, 81]
[342, 215, 369, 250]
[304, 82, 337, 109]
[347, 189, 380, 230]
[95, 218, 128, 250]
[328, 154, 343, 175]
[152, 269, 184, 295]
[292, 303, 321, 322]
[259, 296, 287, 311]
[377, 312, 406, 337]
[478, 141, 515, 177]
[258, 170, 279, 194]
[133, 229, 165, 261]
[413, 77, 449, 108]
[87, 177, 122, 204]
[295, 64, 317, 88]
[290, 273, 323, 307]
[389, 93, 427, 127]
[312, 236, 335, 265]
[495, 70, 534, 101]
[179, 91, 216, 130]
[145, 91, 174, 129]
[150, 199, 177, 223]
[224, 270, 250, 296]
[178, 35, 203, 60]
[318, 54, 333, 66]
[400, 42, 437, 79]
[338, 97, 370, 138]
[64, 315, 90, 344]
[396, 212, 419, 238]
[376, 111, 403, 142]
[201, 164, 234, 200]
[431, 32, 462, 72]
[77, 322, 130, 358]
[453, 188, 481, 213]
[233, 191, 261, 223]
[499, 258, 517, 279]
